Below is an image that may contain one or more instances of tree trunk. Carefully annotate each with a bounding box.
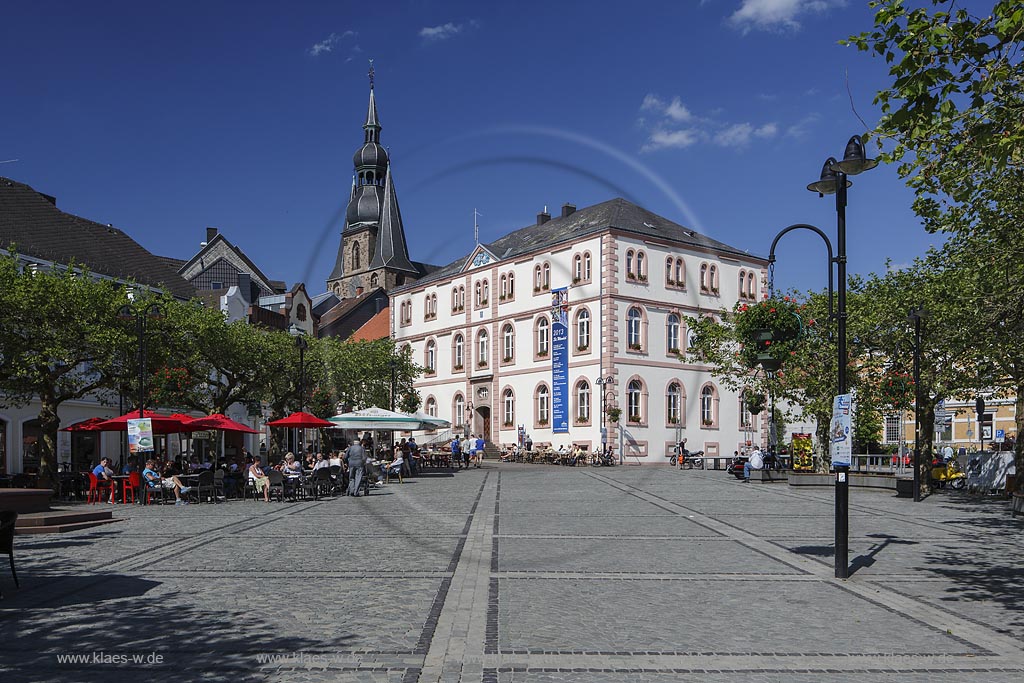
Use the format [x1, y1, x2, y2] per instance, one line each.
[1015, 386, 1024, 495]
[37, 396, 61, 492]
[918, 397, 937, 498]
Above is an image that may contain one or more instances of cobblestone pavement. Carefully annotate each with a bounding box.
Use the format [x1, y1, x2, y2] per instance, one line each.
[1, 464, 1022, 682]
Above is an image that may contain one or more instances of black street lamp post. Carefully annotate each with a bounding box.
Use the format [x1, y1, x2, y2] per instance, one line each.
[908, 307, 928, 502]
[764, 135, 876, 580]
[289, 326, 308, 455]
[119, 300, 165, 503]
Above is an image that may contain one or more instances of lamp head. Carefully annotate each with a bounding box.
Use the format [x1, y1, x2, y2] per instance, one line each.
[831, 135, 878, 176]
[806, 157, 851, 195]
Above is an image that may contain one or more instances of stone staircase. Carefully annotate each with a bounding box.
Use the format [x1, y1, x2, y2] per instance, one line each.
[15, 508, 120, 535]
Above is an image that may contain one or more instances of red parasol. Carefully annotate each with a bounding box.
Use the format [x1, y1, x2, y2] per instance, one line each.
[187, 414, 259, 434]
[267, 411, 333, 428]
[60, 417, 108, 432]
[95, 409, 191, 434]
[169, 413, 202, 432]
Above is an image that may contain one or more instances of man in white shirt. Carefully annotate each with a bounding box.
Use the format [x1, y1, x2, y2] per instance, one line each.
[743, 449, 764, 483]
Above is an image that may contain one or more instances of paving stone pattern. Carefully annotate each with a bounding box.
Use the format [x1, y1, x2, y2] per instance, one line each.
[1, 464, 1022, 682]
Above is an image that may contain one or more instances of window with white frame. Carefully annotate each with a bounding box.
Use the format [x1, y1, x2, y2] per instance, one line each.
[627, 307, 642, 349]
[583, 252, 592, 280]
[667, 383, 681, 424]
[425, 339, 436, 373]
[454, 394, 465, 426]
[453, 334, 464, 368]
[477, 330, 489, 366]
[573, 254, 583, 282]
[667, 314, 680, 353]
[502, 324, 515, 361]
[537, 385, 550, 423]
[426, 396, 437, 417]
[576, 380, 591, 422]
[536, 317, 550, 355]
[884, 415, 902, 443]
[503, 389, 515, 426]
[628, 380, 643, 422]
[700, 385, 715, 425]
[577, 308, 590, 350]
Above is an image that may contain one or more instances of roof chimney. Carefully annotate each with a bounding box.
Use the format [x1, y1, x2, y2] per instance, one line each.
[206, 227, 218, 243]
[537, 206, 551, 225]
[561, 203, 576, 218]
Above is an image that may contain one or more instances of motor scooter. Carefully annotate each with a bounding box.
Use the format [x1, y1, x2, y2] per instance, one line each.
[931, 458, 966, 490]
[680, 450, 705, 469]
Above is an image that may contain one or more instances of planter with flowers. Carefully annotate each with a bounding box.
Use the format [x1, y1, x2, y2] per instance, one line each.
[733, 296, 807, 372]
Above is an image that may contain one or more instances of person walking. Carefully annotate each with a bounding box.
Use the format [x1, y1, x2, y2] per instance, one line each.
[450, 436, 462, 470]
[474, 434, 485, 468]
[345, 439, 367, 496]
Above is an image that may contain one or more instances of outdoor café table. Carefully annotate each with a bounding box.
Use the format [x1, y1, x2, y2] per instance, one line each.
[110, 474, 130, 504]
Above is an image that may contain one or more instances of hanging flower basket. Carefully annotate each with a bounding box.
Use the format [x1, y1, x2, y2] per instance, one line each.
[733, 297, 805, 369]
[880, 369, 914, 410]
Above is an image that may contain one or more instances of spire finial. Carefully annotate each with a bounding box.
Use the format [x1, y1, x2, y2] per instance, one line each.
[368, 59, 374, 89]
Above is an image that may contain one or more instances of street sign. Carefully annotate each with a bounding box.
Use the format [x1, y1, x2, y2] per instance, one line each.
[996, 429, 1005, 440]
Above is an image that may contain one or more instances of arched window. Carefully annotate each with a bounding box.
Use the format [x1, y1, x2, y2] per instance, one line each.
[459, 286, 465, 310]
[425, 339, 436, 373]
[482, 279, 489, 303]
[583, 252, 592, 280]
[431, 294, 437, 316]
[475, 281, 482, 306]
[534, 265, 542, 290]
[503, 388, 515, 426]
[576, 308, 591, 350]
[477, 329, 489, 367]
[627, 307, 642, 348]
[626, 250, 635, 276]
[700, 385, 716, 426]
[740, 391, 753, 427]
[500, 274, 508, 298]
[573, 254, 583, 281]
[454, 394, 465, 427]
[747, 272, 757, 299]
[628, 380, 643, 422]
[502, 324, 515, 361]
[453, 334, 464, 368]
[739, 270, 748, 298]
[426, 396, 437, 417]
[666, 257, 674, 283]
[536, 385, 550, 424]
[675, 258, 683, 284]
[636, 251, 646, 279]
[542, 262, 550, 289]
[296, 303, 307, 322]
[536, 317, 550, 356]
[667, 313, 680, 353]
[667, 382, 682, 425]
[709, 264, 718, 292]
[508, 272, 515, 297]
[452, 287, 459, 311]
[352, 242, 361, 270]
[700, 263, 708, 291]
[576, 380, 591, 423]
[370, 273, 379, 288]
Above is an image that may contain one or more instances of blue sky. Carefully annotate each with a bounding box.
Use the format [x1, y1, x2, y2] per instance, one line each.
[1, 1, 957, 296]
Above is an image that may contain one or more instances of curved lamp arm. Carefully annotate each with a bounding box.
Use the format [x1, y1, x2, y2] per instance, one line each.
[766, 223, 834, 319]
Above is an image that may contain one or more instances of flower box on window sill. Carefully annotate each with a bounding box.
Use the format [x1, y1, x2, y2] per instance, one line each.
[424, 369, 436, 376]
[701, 419, 714, 427]
[502, 356, 513, 363]
[576, 415, 590, 424]
[537, 419, 549, 426]
[667, 418, 679, 425]
[628, 415, 642, 424]
[477, 361, 488, 368]
[502, 421, 514, 428]
[479, 299, 488, 306]
[626, 274, 637, 281]
[533, 286, 541, 293]
[454, 306, 465, 312]
[627, 343, 642, 351]
[637, 275, 648, 283]
[536, 350, 549, 358]
[577, 345, 589, 352]
[499, 295, 506, 301]
[572, 277, 581, 284]
[453, 364, 464, 371]
[667, 347, 680, 355]
[710, 288, 719, 295]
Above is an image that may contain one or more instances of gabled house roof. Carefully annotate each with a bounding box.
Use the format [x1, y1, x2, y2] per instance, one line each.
[0, 177, 195, 299]
[176, 232, 281, 295]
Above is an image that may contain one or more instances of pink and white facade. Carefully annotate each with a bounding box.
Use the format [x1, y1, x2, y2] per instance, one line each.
[391, 199, 769, 462]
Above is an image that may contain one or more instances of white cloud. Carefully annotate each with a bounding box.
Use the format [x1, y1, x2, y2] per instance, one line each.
[728, 0, 845, 34]
[638, 93, 779, 153]
[785, 113, 820, 138]
[419, 20, 479, 42]
[642, 128, 702, 153]
[307, 30, 357, 57]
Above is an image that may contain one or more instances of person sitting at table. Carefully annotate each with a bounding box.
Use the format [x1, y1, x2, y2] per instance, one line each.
[311, 453, 329, 472]
[142, 459, 192, 505]
[283, 452, 303, 478]
[248, 456, 271, 502]
[92, 457, 117, 504]
[381, 450, 404, 482]
[328, 451, 342, 468]
[121, 456, 139, 475]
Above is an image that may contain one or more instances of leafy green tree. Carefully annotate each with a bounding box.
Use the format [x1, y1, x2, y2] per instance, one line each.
[325, 338, 421, 412]
[0, 255, 132, 489]
[847, 0, 1024, 491]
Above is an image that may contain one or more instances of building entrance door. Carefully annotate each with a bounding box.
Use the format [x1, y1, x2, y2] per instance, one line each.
[477, 406, 491, 442]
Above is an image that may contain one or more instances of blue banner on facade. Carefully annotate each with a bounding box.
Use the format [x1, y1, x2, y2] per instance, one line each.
[551, 288, 569, 433]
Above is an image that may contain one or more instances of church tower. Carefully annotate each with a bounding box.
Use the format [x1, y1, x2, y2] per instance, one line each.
[327, 67, 418, 299]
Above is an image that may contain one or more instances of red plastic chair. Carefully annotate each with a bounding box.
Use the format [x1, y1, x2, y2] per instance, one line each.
[86, 472, 113, 504]
[123, 472, 142, 504]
